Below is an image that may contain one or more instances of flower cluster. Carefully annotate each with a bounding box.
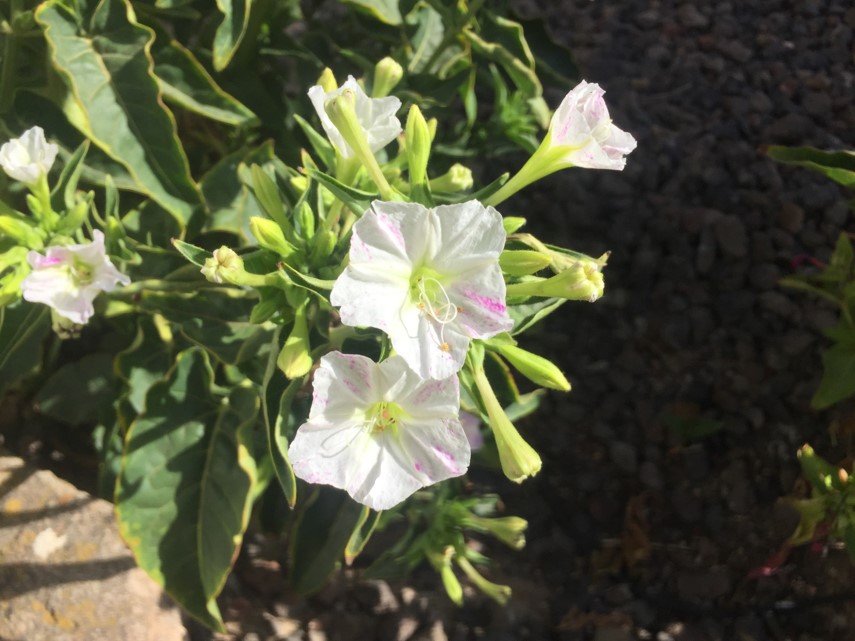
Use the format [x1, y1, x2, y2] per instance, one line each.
[285, 76, 636, 510]
[21, 230, 130, 324]
[1, 127, 130, 328]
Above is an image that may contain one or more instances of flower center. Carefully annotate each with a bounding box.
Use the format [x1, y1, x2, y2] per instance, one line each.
[409, 268, 459, 351]
[365, 401, 404, 435]
[70, 258, 94, 286]
[591, 116, 613, 145]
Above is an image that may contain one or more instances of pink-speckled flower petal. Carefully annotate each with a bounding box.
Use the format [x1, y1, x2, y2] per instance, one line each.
[548, 80, 636, 171]
[310, 352, 378, 422]
[431, 201, 506, 274]
[448, 265, 514, 339]
[289, 353, 469, 510]
[20, 231, 129, 324]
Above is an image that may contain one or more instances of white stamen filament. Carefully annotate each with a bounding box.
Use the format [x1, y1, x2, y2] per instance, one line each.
[417, 277, 458, 348]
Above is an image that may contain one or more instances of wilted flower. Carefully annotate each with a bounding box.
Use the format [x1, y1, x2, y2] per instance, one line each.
[20, 230, 130, 324]
[547, 80, 637, 171]
[0, 126, 59, 185]
[484, 80, 636, 207]
[288, 352, 470, 510]
[307, 75, 402, 159]
[200, 246, 244, 284]
[331, 200, 513, 380]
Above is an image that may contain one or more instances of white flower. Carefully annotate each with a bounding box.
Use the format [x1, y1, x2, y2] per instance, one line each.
[331, 200, 513, 380]
[548, 80, 637, 170]
[20, 231, 130, 324]
[0, 126, 59, 184]
[308, 75, 402, 159]
[288, 352, 470, 510]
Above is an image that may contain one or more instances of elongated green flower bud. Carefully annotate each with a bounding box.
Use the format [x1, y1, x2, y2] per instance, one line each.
[325, 90, 396, 200]
[372, 57, 403, 98]
[490, 342, 571, 391]
[498, 250, 552, 277]
[277, 303, 313, 379]
[506, 263, 604, 302]
[455, 556, 511, 605]
[463, 514, 528, 550]
[405, 105, 431, 187]
[317, 67, 337, 93]
[429, 163, 473, 193]
[250, 217, 299, 260]
[472, 363, 542, 483]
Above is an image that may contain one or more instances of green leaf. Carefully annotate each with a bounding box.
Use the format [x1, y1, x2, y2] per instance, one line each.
[407, 4, 444, 73]
[36, 0, 202, 227]
[508, 298, 565, 335]
[171, 239, 212, 267]
[34, 353, 116, 426]
[115, 316, 174, 416]
[261, 328, 298, 506]
[152, 38, 257, 126]
[513, 16, 579, 86]
[766, 146, 855, 189]
[0, 303, 50, 396]
[340, 0, 402, 25]
[50, 139, 90, 213]
[465, 14, 542, 100]
[213, 0, 254, 71]
[289, 487, 368, 594]
[293, 114, 335, 170]
[303, 167, 377, 215]
[812, 343, 855, 409]
[345, 507, 381, 564]
[249, 164, 291, 233]
[116, 348, 258, 631]
[201, 142, 274, 240]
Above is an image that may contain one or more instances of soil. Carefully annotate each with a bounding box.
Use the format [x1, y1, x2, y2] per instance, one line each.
[7, 1, 855, 640]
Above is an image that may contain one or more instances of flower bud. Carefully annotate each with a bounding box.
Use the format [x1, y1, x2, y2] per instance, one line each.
[0, 126, 58, 185]
[429, 548, 463, 605]
[506, 263, 604, 302]
[277, 303, 313, 379]
[296, 201, 315, 238]
[490, 342, 571, 391]
[250, 217, 299, 260]
[498, 249, 551, 276]
[53, 197, 91, 236]
[455, 556, 511, 605]
[309, 229, 337, 266]
[316, 67, 337, 93]
[463, 514, 528, 550]
[502, 217, 526, 234]
[405, 105, 431, 186]
[472, 364, 541, 483]
[201, 246, 244, 285]
[429, 163, 473, 193]
[372, 57, 404, 98]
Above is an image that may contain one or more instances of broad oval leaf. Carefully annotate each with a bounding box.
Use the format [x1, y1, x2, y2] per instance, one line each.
[36, 0, 202, 226]
[812, 343, 855, 409]
[766, 145, 855, 189]
[213, 0, 254, 71]
[340, 0, 402, 25]
[289, 487, 370, 595]
[152, 38, 257, 126]
[116, 348, 259, 631]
